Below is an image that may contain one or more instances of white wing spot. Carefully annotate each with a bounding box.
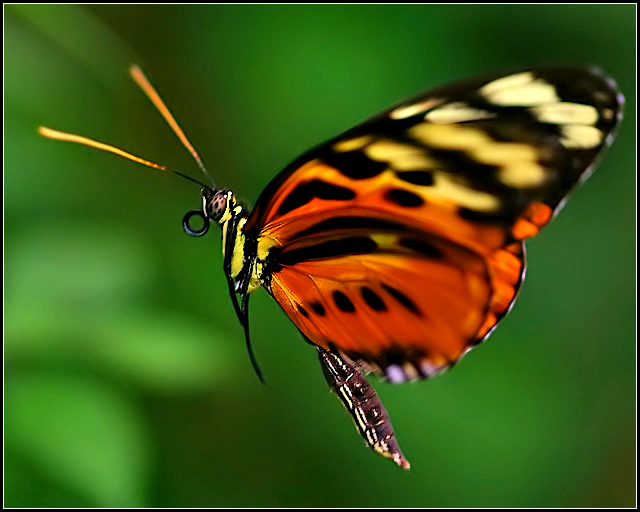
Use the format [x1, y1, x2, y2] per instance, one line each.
[385, 364, 406, 383]
[419, 358, 447, 378]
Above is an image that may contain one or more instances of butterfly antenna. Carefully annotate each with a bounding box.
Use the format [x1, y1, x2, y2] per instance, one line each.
[129, 65, 215, 188]
[38, 126, 209, 188]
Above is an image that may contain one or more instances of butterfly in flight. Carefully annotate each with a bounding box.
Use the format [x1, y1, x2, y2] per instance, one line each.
[40, 65, 623, 469]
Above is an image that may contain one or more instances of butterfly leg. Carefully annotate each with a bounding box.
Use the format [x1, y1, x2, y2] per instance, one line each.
[317, 347, 410, 469]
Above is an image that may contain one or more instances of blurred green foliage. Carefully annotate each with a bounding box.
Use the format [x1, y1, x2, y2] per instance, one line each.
[5, 4, 636, 508]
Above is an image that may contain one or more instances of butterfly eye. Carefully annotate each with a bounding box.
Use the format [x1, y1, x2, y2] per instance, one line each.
[205, 189, 231, 223]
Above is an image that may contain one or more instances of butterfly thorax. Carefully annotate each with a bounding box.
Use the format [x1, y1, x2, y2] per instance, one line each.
[203, 188, 264, 295]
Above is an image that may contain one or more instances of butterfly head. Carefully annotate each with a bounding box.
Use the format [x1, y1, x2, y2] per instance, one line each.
[183, 187, 246, 237]
[202, 187, 243, 225]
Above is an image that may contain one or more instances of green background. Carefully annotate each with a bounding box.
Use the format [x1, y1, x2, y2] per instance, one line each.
[5, 5, 636, 508]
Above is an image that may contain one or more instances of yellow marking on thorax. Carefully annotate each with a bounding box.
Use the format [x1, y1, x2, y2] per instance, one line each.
[217, 192, 234, 225]
[230, 217, 247, 279]
[241, 235, 278, 294]
[221, 219, 229, 258]
[222, 199, 244, 260]
[247, 260, 264, 293]
[227, 213, 266, 294]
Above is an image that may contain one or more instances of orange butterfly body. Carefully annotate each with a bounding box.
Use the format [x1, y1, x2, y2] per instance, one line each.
[40, 66, 624, 469]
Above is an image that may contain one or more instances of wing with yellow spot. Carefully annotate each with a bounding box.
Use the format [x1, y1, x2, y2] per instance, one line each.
[245, 67, 622, 381]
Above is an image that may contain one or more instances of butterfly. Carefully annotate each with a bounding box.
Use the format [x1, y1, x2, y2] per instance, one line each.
[39, 65, 624, 469]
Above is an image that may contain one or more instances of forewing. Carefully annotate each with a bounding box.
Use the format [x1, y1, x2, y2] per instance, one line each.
[246, 67, 623, 248]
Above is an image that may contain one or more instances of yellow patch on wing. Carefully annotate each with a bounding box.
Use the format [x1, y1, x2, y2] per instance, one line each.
[430, 172, 501, 212]
[365, 140, 435, 170]
[369, 233, 400, 250]
[333, 135, 374, 152]
[560, 125, 603, 149]
[531, 102, 599, 125]
[392, 155, 435, 171]
[409, 123, 492, 151]
[471, 143, 546, 188]
[530, 99, 604, 151]
[472, 143, 538, 164]
[389, 98, 442, 120]
[425, 102, 494, 124]
[410, 124, 547, 190]
[257, 235, 279, 261]
[481, 72, 559, 106]
[480, 72, 534, 95]
[498, 162, 546, 188]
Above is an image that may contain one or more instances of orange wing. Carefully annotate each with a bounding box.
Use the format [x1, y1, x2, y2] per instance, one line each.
[263, 217, 525, 380]
[245, 68, 622, 381]
[270, 240, 493, 380]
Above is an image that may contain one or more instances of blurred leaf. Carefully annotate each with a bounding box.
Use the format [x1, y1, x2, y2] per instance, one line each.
[92, 310, 237, 391]
[9, 4, 133, 93]
[5, 220, 237, 390]
[5, 374, 151, 507]
[5, 221, 154, 360]
[4, 451, 92, 508]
